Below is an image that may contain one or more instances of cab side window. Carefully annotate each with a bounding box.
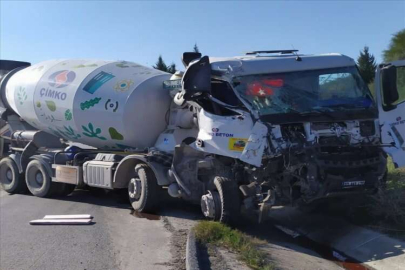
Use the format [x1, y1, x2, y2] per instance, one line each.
[211, 80, 242, 106]
[382, 66, 405, 107]
[197, 79, 244, 116]
[394, 66, 405, 105]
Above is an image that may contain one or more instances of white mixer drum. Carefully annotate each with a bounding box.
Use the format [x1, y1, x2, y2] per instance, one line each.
[5, 59, 171, 149]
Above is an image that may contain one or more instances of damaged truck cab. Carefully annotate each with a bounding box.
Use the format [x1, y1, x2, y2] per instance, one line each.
[175, 52, 405, 222]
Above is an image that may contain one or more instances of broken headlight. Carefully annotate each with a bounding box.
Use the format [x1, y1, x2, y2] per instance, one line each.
[360, 121, 376, 137]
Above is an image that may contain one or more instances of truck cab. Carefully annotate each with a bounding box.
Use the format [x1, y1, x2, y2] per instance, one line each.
[177, 52, 405, 221]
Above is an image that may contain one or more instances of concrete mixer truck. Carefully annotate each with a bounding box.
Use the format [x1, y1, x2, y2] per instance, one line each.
[0, 51, 404, 223]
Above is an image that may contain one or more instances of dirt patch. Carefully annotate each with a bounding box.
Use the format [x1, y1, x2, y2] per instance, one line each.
[161, 216, 188, 270]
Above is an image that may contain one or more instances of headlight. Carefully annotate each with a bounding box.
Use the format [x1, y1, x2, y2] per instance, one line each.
[360, 121, 376, 136]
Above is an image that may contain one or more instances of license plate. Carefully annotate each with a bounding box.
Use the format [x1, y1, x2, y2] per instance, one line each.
[342, 180, 365, 188]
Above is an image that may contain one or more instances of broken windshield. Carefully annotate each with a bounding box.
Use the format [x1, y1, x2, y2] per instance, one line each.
[232, 66, 375, 116]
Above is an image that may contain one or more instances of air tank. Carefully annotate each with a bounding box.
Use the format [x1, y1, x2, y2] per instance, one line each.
[3, 59, 172, 149]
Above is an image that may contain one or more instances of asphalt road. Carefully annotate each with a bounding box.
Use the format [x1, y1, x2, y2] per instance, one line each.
[0, 186, 350, 270]
[0, 189, 173, 270]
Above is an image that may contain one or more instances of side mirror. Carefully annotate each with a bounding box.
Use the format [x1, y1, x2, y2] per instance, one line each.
[181, 56, 211, 100]
[381, 65, 399, 105]
[182, 52, 202, 67]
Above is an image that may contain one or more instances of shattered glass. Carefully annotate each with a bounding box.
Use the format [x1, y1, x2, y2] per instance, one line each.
[232, 66, 375, 116]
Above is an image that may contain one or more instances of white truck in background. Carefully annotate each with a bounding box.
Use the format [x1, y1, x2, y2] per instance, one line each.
[0, 51, 404, 223]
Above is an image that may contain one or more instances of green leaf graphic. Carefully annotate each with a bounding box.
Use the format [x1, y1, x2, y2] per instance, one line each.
[80, 97, 101, 110]
[45, 101, 57, 112]
[82, 123, 106, 140]
[109, 127, 124, 140]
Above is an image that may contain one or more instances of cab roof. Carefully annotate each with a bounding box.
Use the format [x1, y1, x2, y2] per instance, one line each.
[209, 53, 356, 76]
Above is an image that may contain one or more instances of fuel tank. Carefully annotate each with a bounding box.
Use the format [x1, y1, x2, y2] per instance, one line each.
[2, 59, 171, 149]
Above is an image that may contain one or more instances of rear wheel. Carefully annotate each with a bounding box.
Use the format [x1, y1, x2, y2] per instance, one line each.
[56, 183, 76, 196]
[128, 164, 159, 213]
[0, 157, 27, 193]
[25, 160, 55, 197]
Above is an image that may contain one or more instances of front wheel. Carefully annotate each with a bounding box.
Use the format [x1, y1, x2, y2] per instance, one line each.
[0, 157, 27, 193]
[128, 164, 159, 213]
[201, 176, 241, 224]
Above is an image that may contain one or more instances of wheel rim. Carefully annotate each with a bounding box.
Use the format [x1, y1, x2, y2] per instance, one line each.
[5, 169, 13, 184]
[35, 172, 43, 186]
[128, 178, 142, 200]
[27, 167, 44, 189]
[201, 190, 221, 219]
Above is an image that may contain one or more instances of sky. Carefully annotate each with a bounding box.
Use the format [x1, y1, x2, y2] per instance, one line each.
[1, 1, 404, 70]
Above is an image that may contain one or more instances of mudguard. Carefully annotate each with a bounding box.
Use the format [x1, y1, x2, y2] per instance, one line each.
[113, 154, 172, 189]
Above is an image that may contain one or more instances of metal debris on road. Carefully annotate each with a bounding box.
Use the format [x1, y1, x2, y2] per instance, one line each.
[43, 214, 93, 219]
[30, 214, 93, 225]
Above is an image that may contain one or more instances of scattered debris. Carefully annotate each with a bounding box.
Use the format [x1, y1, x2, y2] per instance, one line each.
[43, 214, 93, 219]
[30, 214, 93, 225]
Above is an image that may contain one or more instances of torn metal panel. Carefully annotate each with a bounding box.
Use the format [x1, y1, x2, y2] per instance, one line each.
[240, 121, 268, 167]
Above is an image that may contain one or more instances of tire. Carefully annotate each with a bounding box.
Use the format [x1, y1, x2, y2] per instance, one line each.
[56, 183, 76, 196]
[213, 176, 241, 224]
[25, 160, 55, 197]
[128, 164, 159, 213]
[0, 157, 27, 193]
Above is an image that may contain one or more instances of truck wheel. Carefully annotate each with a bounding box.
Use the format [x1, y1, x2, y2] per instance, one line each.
[128, 164, 159, 213]
[56, 183, 76, 196]
[201, 176, 241, 224]
[0, 157, 27, 193]
[25, 160, 55, 198]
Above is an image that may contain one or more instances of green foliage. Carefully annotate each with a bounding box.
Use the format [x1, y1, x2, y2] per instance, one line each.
[193, 43, 200, 53]
[194, 221, 273, 270]
[153, 55, 169, 72]
[357, 46, 377, 84]
[387, 157, 405, 190]
[364, 157, 405, 233]
[167, 63, 176, 74]
[368, 82, 375, 99]
[383, 29, 405, 62]
[153, 55, 176, 74]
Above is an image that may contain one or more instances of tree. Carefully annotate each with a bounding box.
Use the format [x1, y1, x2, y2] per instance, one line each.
[357, 46, 377, 84]
[383, 29, 405, 62]
[167, 63, 176, 74]
[153, 55, 168, 72]
[193, 43, 200, 53]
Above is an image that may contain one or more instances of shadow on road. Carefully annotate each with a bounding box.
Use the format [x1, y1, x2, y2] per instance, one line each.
[51, 188, 205, 221]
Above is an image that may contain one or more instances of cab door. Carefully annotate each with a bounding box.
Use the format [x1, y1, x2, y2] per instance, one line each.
[377, 60, 405, 168]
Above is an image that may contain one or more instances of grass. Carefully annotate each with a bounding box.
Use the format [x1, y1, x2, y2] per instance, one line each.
[193, 221, 274, 270]
[363, 158, 405, 236]
[386, 157, 405, 190]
